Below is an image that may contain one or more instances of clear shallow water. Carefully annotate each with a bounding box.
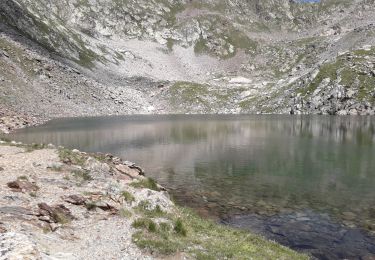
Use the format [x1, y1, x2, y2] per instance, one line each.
[6, 115, 375, 259]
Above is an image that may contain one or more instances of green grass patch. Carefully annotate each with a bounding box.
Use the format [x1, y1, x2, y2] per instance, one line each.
[17, 175, 28, 181]
[174, 218, 187, 236]
[25, 143, 46, 152]
[136, 201, 167, 218]
[0, 137, 11, 143]
[169, 81, 211, 111]
[132, 206, 308, 259]
[119, 208, 132, 218]
[299, 59, 343, 95]
[130, 178, 160, 191]
[132, 218, 158, 233]
[72, 169, 92, 182]
[121, 191, 135, 203]
[85, 201, 98, 211]
[59, 148, 87, 166]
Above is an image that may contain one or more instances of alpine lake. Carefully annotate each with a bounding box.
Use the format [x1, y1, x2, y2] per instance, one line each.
[6, 115, 375, 259]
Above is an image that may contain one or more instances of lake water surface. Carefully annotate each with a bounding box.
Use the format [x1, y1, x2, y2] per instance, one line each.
[6, 115, 375, 259]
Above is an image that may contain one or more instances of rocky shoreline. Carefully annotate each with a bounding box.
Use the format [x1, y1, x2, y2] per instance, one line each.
[0, 140, 306, 259]
[0, 107, 44, 134]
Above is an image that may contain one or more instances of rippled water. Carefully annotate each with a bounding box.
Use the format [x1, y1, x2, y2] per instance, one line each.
[6, 115, 375, 259]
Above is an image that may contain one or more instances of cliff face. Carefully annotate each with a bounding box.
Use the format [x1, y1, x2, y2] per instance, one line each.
[0, 0, 374, 118]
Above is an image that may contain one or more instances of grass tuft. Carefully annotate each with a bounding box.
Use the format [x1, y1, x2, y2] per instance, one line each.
[130, 178, 160, 191]
[174, 218, 187, 236]
[121, 191, 135, 203]
[59, 148, 87, 166]
[136, 202, 167, 218]
[85, 201, 97, 211]
[72, 169, 92, 181]
[119, 208, 132, 218]
[132, 218, 157, 233]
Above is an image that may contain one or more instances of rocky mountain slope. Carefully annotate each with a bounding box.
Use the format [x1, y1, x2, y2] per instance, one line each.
[0, 0, 375, 124]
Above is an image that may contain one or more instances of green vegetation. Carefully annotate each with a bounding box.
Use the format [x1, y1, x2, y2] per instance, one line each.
[166, 38, 175, 51]
[130, 178, 160, 191]
[173, 218, 187, 236]
[48, 165, 63, 172]
[316, 0, 352, 12]
[0, 38, 39, 77]
[132, 206, 307, 259]
[59, 148, 87, 166]
[121, 191, 135, 203]
[25, 143, 46, 152]
[168, 81, 240, 113]
[85, 201, 98, 211]
[133, 218, 158, 233]
[300, 59, 343, 95]
[72, 169, 92, 182]
[0, 137, 11, 143]
[193, 15, 257, 59]
[169, 81, 210, 108]
[53, 210, 72, 224]
[136, 201, 167, 218]
[29, 191, 37, 198]
[119, 208, 133, 218]
[194, 37, 209, 55]
[297, 46, 375, 104]
[17, 175, 29, 181]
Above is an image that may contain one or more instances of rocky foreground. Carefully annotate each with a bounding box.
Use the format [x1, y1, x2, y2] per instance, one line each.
[0, 140, 307, 260]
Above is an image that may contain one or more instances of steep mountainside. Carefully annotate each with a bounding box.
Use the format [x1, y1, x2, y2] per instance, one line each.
[0, 0, 374, 122]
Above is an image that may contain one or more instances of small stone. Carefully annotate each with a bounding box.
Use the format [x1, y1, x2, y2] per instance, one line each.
[94, 201, 118, 213]
[50, 223, 60, 232]
[0, 167, 4, 171]
[342, 211, 356, 221]
[38, 216, 51, 222]
[0, 226, 7, 233]
[63, 195, 86, 205]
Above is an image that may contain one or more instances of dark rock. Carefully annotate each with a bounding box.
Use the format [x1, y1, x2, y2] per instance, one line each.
[94, 201, 118, 213]
[63, 194, 86, 205]
[0, 226, 7, 233]
[224, 210, 375, 259]
[37, 203, 75, 224]
[0, 206, 34, 216]
[7, 180, 39, 193]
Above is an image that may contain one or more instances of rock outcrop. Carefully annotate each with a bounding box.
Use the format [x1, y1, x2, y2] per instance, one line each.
[0, 0, 374, 123]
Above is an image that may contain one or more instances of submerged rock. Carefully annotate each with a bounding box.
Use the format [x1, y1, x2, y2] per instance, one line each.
[224, 210, 375, 259]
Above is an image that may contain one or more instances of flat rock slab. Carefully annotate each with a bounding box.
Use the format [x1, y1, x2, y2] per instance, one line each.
[0, 206, 34, 216]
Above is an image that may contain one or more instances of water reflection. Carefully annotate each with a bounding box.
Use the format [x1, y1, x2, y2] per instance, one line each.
[7, 115, 375, 232]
